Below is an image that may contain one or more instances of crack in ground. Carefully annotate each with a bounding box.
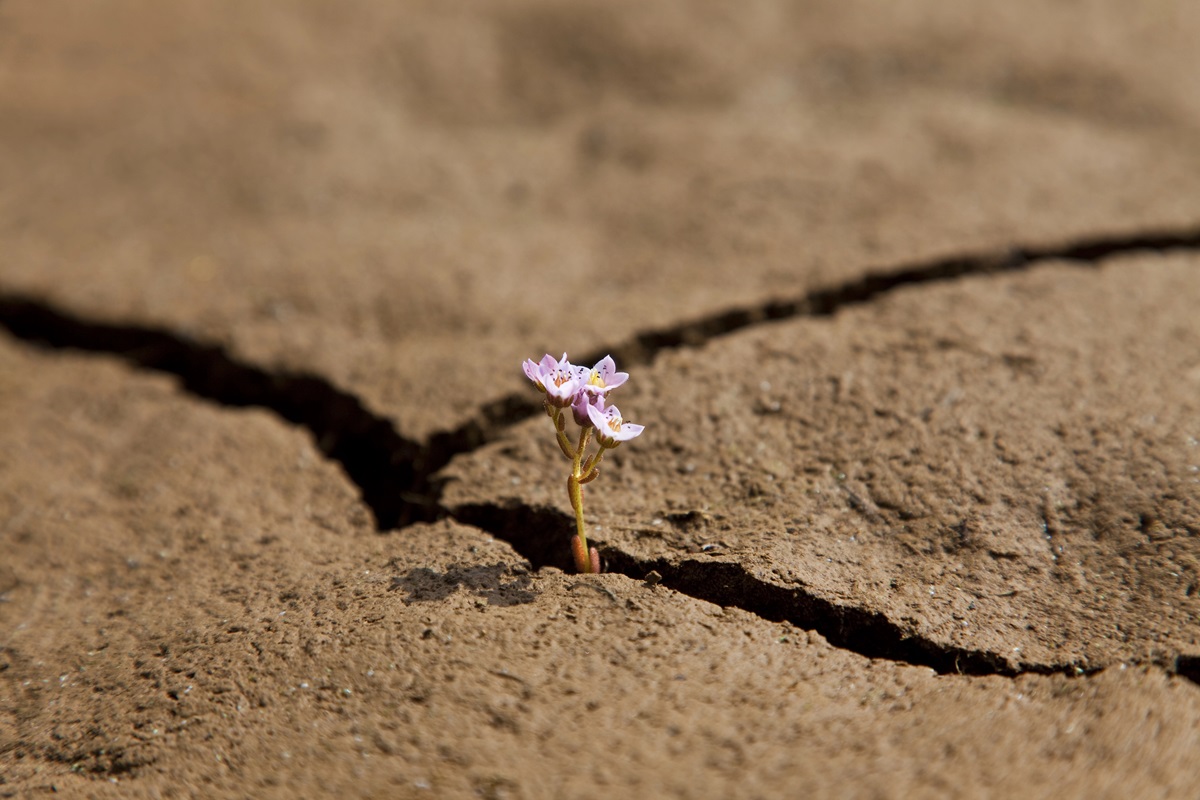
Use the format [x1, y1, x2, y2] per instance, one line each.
[3, 224, 1200, 679]
[0, 297, 441, 529]
[591, 224, 1200, 368]
[451, 501, 1088, 678]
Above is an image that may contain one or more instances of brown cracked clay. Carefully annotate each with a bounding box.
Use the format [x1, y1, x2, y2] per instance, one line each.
[4, 1, 1200, 442]
[2, 335, 1199, 796]
[444, 254, 1200, 675]
[4, 1, 1200, 797]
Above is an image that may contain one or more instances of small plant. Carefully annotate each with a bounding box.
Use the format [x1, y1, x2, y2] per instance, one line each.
[522, 353, 645, 573]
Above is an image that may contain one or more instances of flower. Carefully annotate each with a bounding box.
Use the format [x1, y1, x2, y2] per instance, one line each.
[574, 355, 628, 398]
[523, 353, 579, 407]
[521, 354, 553, 390]
[571, 387, 604, 427]
[587, 403, 645, 447]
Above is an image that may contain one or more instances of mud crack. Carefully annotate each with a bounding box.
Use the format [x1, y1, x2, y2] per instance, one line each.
[0, 296, 464, 529]
[451, 501, 1084, 677]
[3, 224, 1200, 681]
[591, 224, 1200, 369]
[5, 224, 1197, 533]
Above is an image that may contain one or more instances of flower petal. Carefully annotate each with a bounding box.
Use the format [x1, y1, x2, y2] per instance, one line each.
[589, 403, 644, 446]
[618, 422, 644, 439]
[603, 371, 629, 391]
[586, 403, 608, 432]
[594, 355, 617, 380]
[578, 355, 629, 395]
[572, 390, 602, 426]
[597, 356, 628, 388]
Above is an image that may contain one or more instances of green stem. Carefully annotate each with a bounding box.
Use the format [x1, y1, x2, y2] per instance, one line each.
[568, 425, 593, 572]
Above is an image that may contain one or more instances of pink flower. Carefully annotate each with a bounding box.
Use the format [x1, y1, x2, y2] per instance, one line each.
[523, 353, 579, 407]
[587, 403, 644, 447]
[574, 355, 628, 398]
[521, 354, 554, 389]
[571, 388, 604, 427]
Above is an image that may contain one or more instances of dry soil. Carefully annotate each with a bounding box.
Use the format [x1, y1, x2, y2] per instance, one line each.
[3, 2, 1200, 798]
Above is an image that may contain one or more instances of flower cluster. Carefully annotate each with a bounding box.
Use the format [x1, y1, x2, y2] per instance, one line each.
[522, 353, 644, 573]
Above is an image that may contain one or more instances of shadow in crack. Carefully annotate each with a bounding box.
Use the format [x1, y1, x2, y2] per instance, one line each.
[451, 502, 579, 573]
[390, 563, 537, 607]
[455, 499, 1086, 678]
[5, 223, 1200, 677]
[592, 225, 1200, 369]
[1175, 654, 1200, 688]
[0, 294, 535, 530]
[3, 225, 1199, 533]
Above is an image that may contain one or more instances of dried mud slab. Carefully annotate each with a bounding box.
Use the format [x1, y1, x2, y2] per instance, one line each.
[3, 1, 1200, 438]
[0, 336, 367, 787]
[4, 337, 1200, 798]
[444, 253, 1200, 675]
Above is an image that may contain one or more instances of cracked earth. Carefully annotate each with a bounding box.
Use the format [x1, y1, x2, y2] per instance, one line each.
[3, 2, 1200, 798]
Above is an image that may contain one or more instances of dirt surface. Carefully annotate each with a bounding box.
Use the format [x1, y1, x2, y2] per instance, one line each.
[2, 2, 1200, 798]
[447, 254, 1200, 674]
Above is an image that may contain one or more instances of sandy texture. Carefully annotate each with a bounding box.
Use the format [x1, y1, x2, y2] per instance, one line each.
[445, 254, 1200, 675]
[3, 1, 1200, 798]
[3, 1, 1200, 439]
[2, 345, 1198, 796]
